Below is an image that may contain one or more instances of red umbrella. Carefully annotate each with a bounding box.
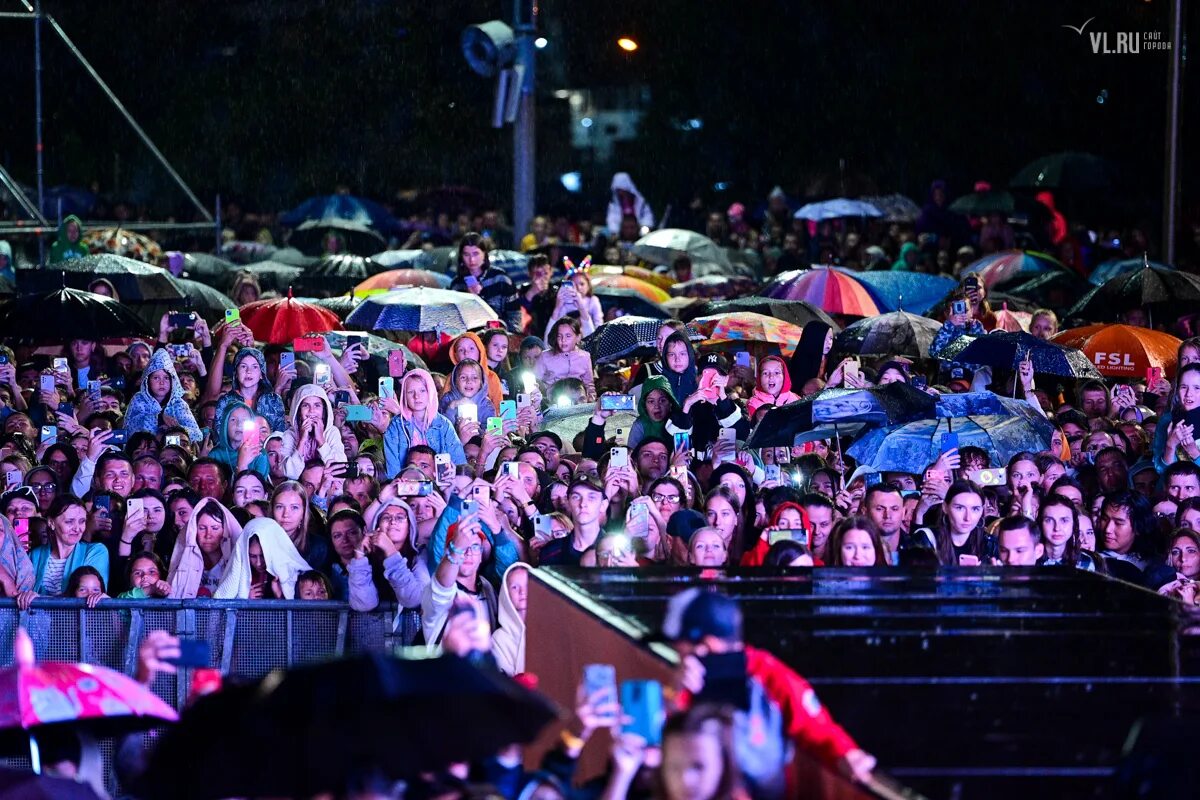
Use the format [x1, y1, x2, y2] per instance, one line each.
[240, 289, 344, 345]
[0, 628, 177, 761]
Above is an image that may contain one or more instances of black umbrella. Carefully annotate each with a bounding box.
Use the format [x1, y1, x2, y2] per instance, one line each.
[305, 294, 365, 321]
[1068, 265, 1200, 322]
[999, 270, 1090, 308]
[136, 653, 558, 800]
[16, 255, 185, 303]
[936, 331, 1103, 379]
[1010, 151, 1116, 191]
[294, 254, 385, 297]
[267, 247, 319, 268]
[594, 286, 668, 320]
[582, 316, 666, 364]
[0, 288, 153, 341]
[181, 252, 239, 284]
[132, 279, 238, 329]
[288, 219, 387, 257]
[948, 189, 1041, 217]
[223, 260, 304, 294]
[746, 383, 937, 448]
[700, 297, 840, 331]
[833, 311, 942, 358]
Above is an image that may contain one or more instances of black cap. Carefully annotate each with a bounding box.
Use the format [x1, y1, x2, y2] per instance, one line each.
[698, 352, 729, 376]
[661, 588, 742, 643]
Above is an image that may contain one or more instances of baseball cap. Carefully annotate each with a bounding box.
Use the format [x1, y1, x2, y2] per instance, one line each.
[661, 588, 742, 644]
[666, 509, 707, 544]
[698, 352, 729, 376]
[530, 430, 563, 450]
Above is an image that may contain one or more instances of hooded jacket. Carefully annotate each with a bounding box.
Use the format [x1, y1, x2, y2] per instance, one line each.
[125, 349, 204, 442]
[439, 360, 497, 426]
[606, 172, 655, 233]
[627, 375, 688, 451]
[214, 518, 313, 599]
[49, 215, 89, 263]
[383, 369, 466, 479]
[891, 241, 919, 272]
[278, 383, 348, 479]
[0, 517, 34, 593]
[740, 502, 813, 567]
[0, 240, 13, 282]
[214, 347, 286, 432]
[660, 331, 699, 403]
[747, 356, 802, 418]
[209, 400, 271, 480]
[491, 562, 530, 676]
[363, 498, 430, 609]
[449, 332, 504, 411]
[166, 497, 242, 598]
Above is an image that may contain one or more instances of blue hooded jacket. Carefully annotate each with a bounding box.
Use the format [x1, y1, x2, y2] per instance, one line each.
[214, 347, 286, 432]
[125, 348, 203, 441]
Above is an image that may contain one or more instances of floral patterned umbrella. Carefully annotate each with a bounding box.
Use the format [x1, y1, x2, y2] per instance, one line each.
[691, 312, 804, 356]
[83, 227, 163, 264]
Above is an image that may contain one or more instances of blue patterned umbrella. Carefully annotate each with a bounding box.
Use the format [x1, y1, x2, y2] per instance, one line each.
[281, 194, 402, 235]
[747, 383, 936, 448]
[936, 330, 1103, 379]
[837, 269, 956, 315]
[793, 199, 883, 221]
[344, 287, 497, 334]
[847, 402, 1055, 474]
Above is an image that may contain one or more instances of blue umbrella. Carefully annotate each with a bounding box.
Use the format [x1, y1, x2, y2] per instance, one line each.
[835, 269, 956, 314]
[1088, 257, 1174, 286]
[746, 383, 935, 448]
[344, 287, 498, 334]
[847, 402, 1055, 474]
[793, 198, 883, 221]
[281, 194, 401, 235]
[935, 330, 1103, 379]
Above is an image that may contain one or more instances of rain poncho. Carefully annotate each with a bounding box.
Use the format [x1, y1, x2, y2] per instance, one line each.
[439, 360, 496, 427]
[125, 348, 204, 442]
[491, 562, 530, 676]
[166, 497, 242, 599]
[606, 172, 655, 233]
[383, 369, 466, 479]
[214, 518, 312, 600]
[891, 242, 919, 272]
[49, 215, 89, 263]
[214, 347, 286, 432]
[748, 355, 802, 418]
[659, 331, 698, 404]
[278, 383, 347, 479]
[449, 332, 504, 411]
[208, 400, 271, 480]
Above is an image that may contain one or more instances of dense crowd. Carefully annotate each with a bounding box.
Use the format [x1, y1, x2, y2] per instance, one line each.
[3, 173, 1199, 799]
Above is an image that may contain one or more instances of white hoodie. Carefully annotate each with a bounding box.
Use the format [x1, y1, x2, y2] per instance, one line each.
[278, 383, 348, 479]
[606, 172, 655, 233]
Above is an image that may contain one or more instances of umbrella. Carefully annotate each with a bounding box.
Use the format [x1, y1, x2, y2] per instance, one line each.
[267, 247, 318, 268]
[371, 249, 435, 270]
[133, 279, 238, 329]
[833, 311, 942, 358]
[224, 260, 304, 294]
[947, 189, 1040, 217]
[691, 312, 803, 356]
[220, 240, 277, 264]
[630, 229, 731, 271]
[82, 227, 163, 264]
[746, 383, 937, 448]
[857, 194, 921, 223]
[793, 198, 883, 221]
[352, 269, 449, 294]
[280, 194, 401, 234]
[594, 286, 669, 320]
[848, 403, 1056, 474]
[1052, 324, 1181, 379]
[759, 268, 880, 317]
[589, 264, 676, 292]
[293, 254, 387, 296]
[1000, 271, 1090, 309]
[582, 316, 668, 364]
[0, 288, 153, 341]
[289, 219, 386, 257]
[0, 629, 176, 750]
[181, 252, 239, 284]
[699, 297, 840, 331]
[660, 296, 707, 321]
[669, 275, 759, 299]
[961, 250, 1069, 289]
[483, 249, 529, 280]
[240, 291, 344, 345]
[1010, 151, 1115, 191]
[345, 287, 498, 334]
[936, 330, 1104, 379]
[135, 653, 556, 800]
[590, 273, 671, 304]
[990, 304, 1032, 333]
[541, 402, 637, 447]
[839, 269, 956, 315]
[303, 294, 364, 321]
[17, 254, 185, 303]
[1069, 265, 1200, 322]
[322, 330, 427, 373]
[0, 767, 104, 799]
[1088, 257, 1175, 286]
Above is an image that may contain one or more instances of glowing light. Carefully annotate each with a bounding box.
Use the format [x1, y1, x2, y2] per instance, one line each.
[534, 37, 548, 49]
[617, 37, 639, 52]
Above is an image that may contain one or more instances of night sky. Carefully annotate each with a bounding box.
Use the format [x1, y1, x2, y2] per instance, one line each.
[0, 0, 1193, 231]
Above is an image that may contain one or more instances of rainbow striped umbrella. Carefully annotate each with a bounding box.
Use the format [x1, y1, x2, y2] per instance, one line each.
[691, 312, 804, 356]
[759, 267, 880, 317]
[589, 273, 671, 304]
[961, 250, 1068, 289]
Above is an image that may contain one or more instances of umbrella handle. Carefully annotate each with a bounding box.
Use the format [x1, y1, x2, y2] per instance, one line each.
[29, 732, 41, 775]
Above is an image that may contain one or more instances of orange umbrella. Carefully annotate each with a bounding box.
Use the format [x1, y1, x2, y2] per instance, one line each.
[1051, 324, 1181, 378]
[588, 264, 675, 291]
[240, 290, 344, 345]
[589, 273, 671, 304]
[352, 269, 446, 293]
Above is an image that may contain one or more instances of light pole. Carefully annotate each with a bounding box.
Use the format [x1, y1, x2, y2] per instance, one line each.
[1162, 0, 1184, 264]
[512, 0, 537, 246]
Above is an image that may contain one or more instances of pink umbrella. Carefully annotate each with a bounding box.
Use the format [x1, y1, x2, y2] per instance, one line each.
[990, 303, 1032, 333]
[760, 267, 880, 317]
[0, 629, 177, 771]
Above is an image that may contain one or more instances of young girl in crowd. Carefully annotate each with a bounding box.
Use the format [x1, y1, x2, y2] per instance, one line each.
[535, 317, 596, 401]
[125, 349, 203, 442]
[278, 384, 347, 480]
[828, 516, 886, 567]
[167, 497, 242, 598]
[449, 332, 504, 413]
[916, 481, 996, 566]
[215, 518, 313, 600]
[383, 369, 466, 479]
[1037, 493, 1096, 571]
[545, 264, 603, 339]
[439, 360, 496, 427]
[747, 355, 801, 418]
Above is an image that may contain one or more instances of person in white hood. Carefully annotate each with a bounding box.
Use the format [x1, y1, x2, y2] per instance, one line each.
[491, 562, 530, 675]
[278, 383, 347, 480]
[606, 172, 655, 234]
[214, 518, 312, 599]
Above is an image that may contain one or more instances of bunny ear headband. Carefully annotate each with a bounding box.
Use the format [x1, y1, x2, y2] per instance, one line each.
[562, 254, 592, 276]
